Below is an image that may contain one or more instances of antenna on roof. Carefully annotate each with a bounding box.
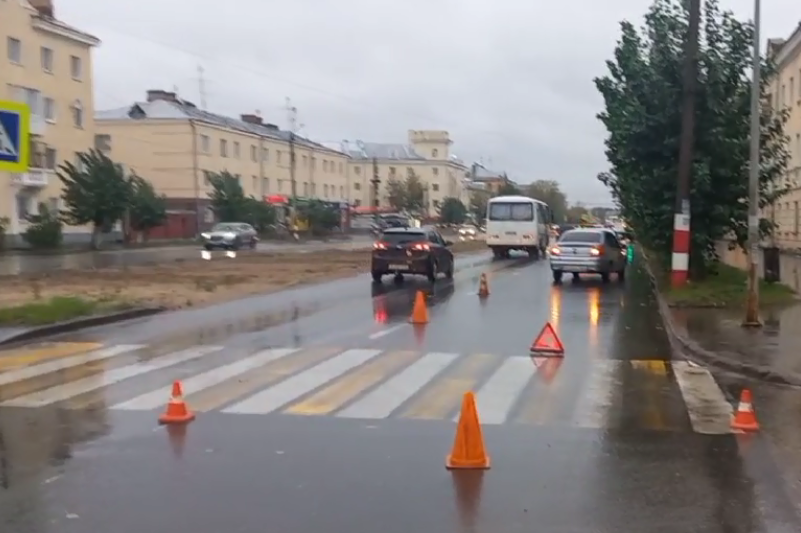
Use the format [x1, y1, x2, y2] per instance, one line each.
[285, 97, 298, 133]
[197, 65, 207, 110]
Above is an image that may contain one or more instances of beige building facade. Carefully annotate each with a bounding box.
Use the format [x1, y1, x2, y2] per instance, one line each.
[1, 0, 100, 245]
[768, 27, 801, 249]
[324, 130, 471, 215]
[95, 89, 351, 231]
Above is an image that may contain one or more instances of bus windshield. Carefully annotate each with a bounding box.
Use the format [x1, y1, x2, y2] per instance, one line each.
[488, 202, 534, 222]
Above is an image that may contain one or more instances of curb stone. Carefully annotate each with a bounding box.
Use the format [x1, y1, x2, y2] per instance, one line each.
[638, 247, 801, 387]
[0, 307, 165, 347]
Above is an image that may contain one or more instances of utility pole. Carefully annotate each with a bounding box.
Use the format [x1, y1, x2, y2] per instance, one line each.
[197, 65, 207, 110]
[670, 0, 701, 288]
[371, 157, 380, 226]
[744, 0, 762, 327]
[286, 98, 298, 236]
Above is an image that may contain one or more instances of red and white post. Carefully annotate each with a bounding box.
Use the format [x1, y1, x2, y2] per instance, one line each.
[671, 208, 690, 287]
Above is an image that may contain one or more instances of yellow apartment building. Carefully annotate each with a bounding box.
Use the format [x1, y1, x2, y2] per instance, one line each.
[95, 89, 351, 233]
[1, 0, 100, 246]
[322, 130, 472, 216]
[768, 26, 801, 249]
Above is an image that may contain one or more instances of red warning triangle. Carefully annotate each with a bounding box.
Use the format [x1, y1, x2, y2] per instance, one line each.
[530, 322, 564, 356]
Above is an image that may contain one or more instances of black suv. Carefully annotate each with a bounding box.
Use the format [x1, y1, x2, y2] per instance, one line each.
[371, 226, 455, 283]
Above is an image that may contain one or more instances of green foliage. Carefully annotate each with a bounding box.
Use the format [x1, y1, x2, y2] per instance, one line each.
[128, 174, 167, 235]
[0, 216, 9, 250]
[207, 170, 276, 231]
[0, 296, 101, 325]
[383, 171, 426, 213]
[525, 180, 568, 222]
[58, 150, 132, 249]
[385, 177, 406, 211]
[468, 192, 489, 222]
[595, 0, 790, 276]
[565, 205, 589, 223]
[22, 204, 63, 249]
[296, 199, 340, 235]
[439, 197, 468, 224]
[496, 182, 521, 196]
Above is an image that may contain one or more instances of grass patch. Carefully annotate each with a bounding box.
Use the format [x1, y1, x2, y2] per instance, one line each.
[0, 296, 133, 326]
[647, 253, 796, 308]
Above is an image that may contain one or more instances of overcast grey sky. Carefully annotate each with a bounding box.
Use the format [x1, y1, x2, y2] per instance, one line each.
[60, 0, 798, 206]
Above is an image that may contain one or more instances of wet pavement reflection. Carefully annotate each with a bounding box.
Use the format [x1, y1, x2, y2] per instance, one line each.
[0, 254, 798, 532]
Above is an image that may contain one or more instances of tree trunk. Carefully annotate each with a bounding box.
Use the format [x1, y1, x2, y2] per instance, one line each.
[90, 225, 102, 250]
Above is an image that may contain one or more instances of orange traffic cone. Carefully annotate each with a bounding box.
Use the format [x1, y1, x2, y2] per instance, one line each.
[731, 388, 759, 432]
[477, 273, 489, 297]
[158, 380, 195, 425]
[446, 391, 490, 470]
[409, 290, 429, 324]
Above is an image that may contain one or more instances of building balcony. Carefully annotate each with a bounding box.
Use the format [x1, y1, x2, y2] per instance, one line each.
[11, 169, 51, 188]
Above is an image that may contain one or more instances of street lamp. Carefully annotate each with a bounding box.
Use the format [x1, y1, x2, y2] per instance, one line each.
[743, 0, 762, 327]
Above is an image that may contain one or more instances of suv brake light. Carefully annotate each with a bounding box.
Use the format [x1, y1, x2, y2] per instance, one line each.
[411, 242, 430, 251]
[373, 242, 388, 250]
[550, 246, 561, 255]
[590, 245, 604, 256]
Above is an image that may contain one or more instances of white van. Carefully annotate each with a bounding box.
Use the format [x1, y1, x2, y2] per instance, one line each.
[486, 195, 552, 259]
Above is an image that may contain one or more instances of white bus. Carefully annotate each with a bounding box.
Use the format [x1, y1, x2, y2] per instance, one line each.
[486, 195, 552, 259]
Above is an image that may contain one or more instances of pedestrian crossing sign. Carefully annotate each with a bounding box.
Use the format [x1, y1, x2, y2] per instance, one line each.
[0, 100, 30, 173]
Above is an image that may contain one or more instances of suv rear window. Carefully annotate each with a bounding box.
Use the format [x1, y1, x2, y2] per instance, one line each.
[381, 231, 426, 244]
[559, 231, 602, 244]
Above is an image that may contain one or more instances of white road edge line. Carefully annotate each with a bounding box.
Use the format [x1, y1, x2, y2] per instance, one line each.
[368, 324, 405, 340]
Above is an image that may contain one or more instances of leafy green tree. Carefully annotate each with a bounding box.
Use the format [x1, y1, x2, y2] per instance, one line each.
[595, 0, 790, 276]
[439, 197, 468, 224]
[58, 149, 131, 249]
[525, 180, 568, 222]
[385, 177, 407, 211]
[207, 171, 250, 222]
[405, 171, 425, 213]
[245, 198, 277, 234]
[469, 192, 488, 222]
[297, 199, 339, 235]
[23, 204, 63, 249]
[128, 174, 167, 241]
[497, 182, 520, 196]
[565, 205, 589, 224]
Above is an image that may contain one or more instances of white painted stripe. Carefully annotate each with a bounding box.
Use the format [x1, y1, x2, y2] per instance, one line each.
[671, 252, 689, 272]
[111, 348, 299, 410]
[672, 361, 732, 434]
[337, 352, 458, 419]
[673, 213, 690, 231]
[572, 359, 622, 428]
[222, 349, 382, 414]
[0, 344, 145, 386]
[1, 345, 224, 407]
[368, 324, 405, 340]
[470, 356, 537, 424]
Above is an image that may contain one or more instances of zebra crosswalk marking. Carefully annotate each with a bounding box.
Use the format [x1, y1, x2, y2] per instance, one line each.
[1, 345, 222, 408]
[189, 346, 341, 412]
[0, 342, 104, 371]
[336, 352, 458, 420]
[285, 350, 417, 416]
[399, 352, 498, 420]
[222, 349, 382, 415]
[112, 348, 299, 411]
[0, 342, 736, 434]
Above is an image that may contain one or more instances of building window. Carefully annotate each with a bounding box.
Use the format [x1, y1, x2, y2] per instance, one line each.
[40, 46, 53, 72]
[432, 149, 438, 157]
[70, 55, 82, 80]
[432, 167, 439, 176]
[7, 37, 21, 63]
[311, 157, 316, 170]
[303, 182, 308, 196]
[262, 147, 269, 162]
[233, 142, 240, 158]
[71, 100, 83, 128]
[220, 139, 228, 157]
[44, 147, 57, 169]
[406, 167, 414, 177]
[262, 177, 269, 193]
[432, 183, 439, 192]
[354, 167, 361, 175]
[338, 162, 343, 174]
[389, 167, 396, 177]
[354, 182, 361, 190]
[277, 151, 282, 165]
[43, 97, 55, 122]
[339, 186, 344, 198]
[250, 145, 257, 161]
[16, 192, 33, 221]
[201, 135, 210, 153]
[324, 184, 329, 197]
[795, 202, 799, 235]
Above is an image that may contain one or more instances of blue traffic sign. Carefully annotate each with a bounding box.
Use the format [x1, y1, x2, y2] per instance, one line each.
[0, 100, 30, 172]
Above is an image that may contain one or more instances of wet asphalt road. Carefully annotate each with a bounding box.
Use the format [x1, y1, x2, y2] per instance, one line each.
[0, 252, 799, 532]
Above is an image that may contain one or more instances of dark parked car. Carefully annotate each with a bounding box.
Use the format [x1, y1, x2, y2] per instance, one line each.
[371, 226, 455, 283]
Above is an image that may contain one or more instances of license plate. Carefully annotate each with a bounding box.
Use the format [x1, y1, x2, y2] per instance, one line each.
[568, 266, 589, 272]
[389, 264, 409, 270]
